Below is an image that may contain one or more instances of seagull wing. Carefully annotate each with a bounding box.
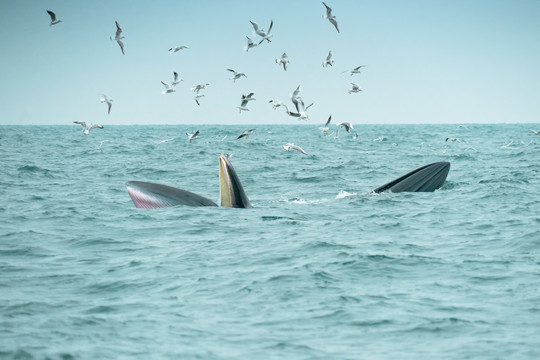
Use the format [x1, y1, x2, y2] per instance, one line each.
[292, 145, 307, 155]
[74, 121, 87, 128]
[322, 2, 332, 17]
[46, 10, 57, 22]
[107, 102, 112, 114]
[117, 39, 125, 55]
[115, 21, 122, 37]
[325, 115, 332, 127]
[267, 19, 273, 34]
[329, 18, 339, 33]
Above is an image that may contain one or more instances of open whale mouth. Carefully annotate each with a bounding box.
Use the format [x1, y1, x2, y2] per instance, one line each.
[126, 155, 251, 209]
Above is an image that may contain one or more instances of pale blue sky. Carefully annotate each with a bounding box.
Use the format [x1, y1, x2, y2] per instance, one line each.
[0, 0, 539, 125]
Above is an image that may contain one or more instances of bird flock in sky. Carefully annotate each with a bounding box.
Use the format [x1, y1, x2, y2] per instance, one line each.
[47, 3, 371, 154]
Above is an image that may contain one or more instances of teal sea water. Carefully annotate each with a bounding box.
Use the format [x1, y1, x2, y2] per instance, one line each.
[1, 124, 539, 359]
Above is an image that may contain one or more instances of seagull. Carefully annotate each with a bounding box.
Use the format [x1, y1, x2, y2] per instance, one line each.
[323, 50, 334, 67]
[46, 10, 61, 26]
[186, 130, 199, 142]
[191, 84, 209, 93]
[171, 72, 183, 86]
[342, 65, 367, 76]
[337, 122, 353, 132]
[268, 100, 282, 110]
[282, 104, 313, 121]
[275, 52, 289, 71]
[191, 83, 209, 105]
[291, 85, 303, 113]
[227, 69, 247, 83]
[322, 2, 339, 33]
[245, 36, 258, 52]
[322, 115, 332, 135]
[194, 93, 205, 106]
[282, 143, 307, 155]
[100, 95, 113, 114]
[348, 83, 362, 94]
[250, 19, 273, 45]
[237, 129, 255, 139]
[169, 46, 189, 54]
[531, 129, 540, 135]
[110, 21, 125, 55]
[161, 81, 176, 94]
[237, 93, 255, 113]
[445, 137, 460, 142]
[353, 132, 359, 139]
[97, 140, 110, 151]
[74, 121, 104, 135]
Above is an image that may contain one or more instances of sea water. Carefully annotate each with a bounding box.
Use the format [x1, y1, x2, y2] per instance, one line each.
[1, 124, 539, 359]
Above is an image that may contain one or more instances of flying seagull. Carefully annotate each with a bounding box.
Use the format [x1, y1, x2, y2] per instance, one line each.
[282, 143, 307, 155]
[186, 131, 199, 143]
[100, 95, 113, 114]
[227, 69, 247, 83]
[191, 84, 209, 104]
[322, 115, 332, 135]
[343, 65, 367, 76]
[323, 50, 334, 67]
[237, 93, 256, 113]
[46, 10, 61, 26]
[348, 83, 361, 94]
[275, 52, 289, 71]
[237, 129, 254, 139]
[245, 36, 258, 52]
[531, 129, 540, 135]
[250, 19, 273, 44]
[268, 100, 282, 110]
[337, 122, 353, 133]
[322, 2, 339, 33]
[171, 72, 183, 86]
[74, 121, 104, 135]
[169, 45, 189, 54]
[161, 81, 176, 94]
[110, 21, 125, 55]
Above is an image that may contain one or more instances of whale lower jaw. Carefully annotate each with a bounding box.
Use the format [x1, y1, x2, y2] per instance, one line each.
[373, 162, 450, 193]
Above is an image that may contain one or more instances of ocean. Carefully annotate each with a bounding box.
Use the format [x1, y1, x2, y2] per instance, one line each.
[1, 124, 539, 359]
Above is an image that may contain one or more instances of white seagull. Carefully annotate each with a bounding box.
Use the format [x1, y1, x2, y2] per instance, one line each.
[169, 45, 189, 54]
[110, 21, 125, 55]
[171, 72, 183, 86]
[268, 100, 282, 110]
[323, 50, 334, 67]
[322, 115, 332, 135]
[46, 10, 61, 26]
[191, 84, 209, 105]
[245, 36, 258, 52]
[343, 65, 367, 76]
[237, 129, 255, 139]
[275, 52, 289, 71]
[322, 2, 340, 33]
[337, 122, 353, 133]
[250, 19, 273, 45]
[161, 81, 176, 94]
[282, 143, 307, 155]
[100, 95, 113, 114]
[74, 121, 104, 135]
[237, 93, 256, 113]
[348, 83, 362, 94]
[531, 129, 540, 135]
[186, 130, 199, 142]
[227, 69, 247, 82]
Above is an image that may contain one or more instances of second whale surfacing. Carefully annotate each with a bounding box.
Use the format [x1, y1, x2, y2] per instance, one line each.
[373, 161, 450, 193]
[126, 155, 251, 209]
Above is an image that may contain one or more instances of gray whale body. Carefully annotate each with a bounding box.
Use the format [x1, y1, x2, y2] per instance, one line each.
[373, 162, 450, 193]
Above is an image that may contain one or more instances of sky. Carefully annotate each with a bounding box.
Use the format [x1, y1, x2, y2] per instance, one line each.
[0, 0, 539, 125]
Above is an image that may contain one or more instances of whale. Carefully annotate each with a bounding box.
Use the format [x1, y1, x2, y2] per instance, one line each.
[127, 155, 251, 208]
[373, 162, 450, 193]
